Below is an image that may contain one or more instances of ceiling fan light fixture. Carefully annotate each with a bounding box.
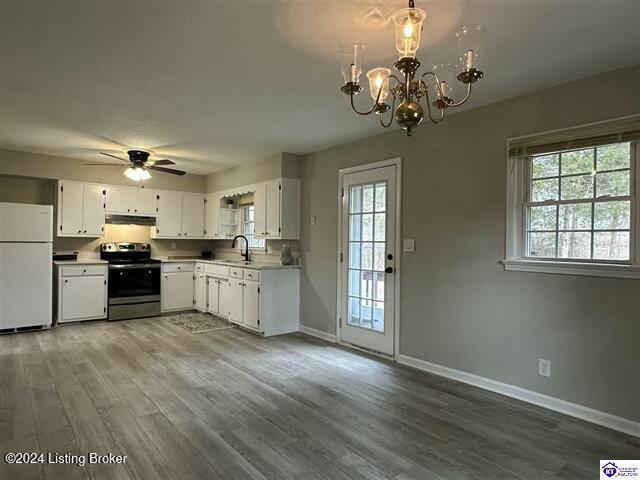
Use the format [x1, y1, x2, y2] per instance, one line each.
[124, 167, 151, 182]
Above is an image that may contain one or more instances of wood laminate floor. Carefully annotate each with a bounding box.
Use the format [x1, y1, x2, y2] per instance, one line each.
[1, 318, 638, 480]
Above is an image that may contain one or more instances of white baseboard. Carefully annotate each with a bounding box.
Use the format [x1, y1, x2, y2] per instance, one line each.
[299, 325, 337, 343]
[396, 354, 640, 438]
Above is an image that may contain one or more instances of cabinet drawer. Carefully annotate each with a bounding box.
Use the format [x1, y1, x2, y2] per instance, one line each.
[162, 263, 194, 273]
[229, 267, 244, 279]
[204, 264, 230, 277]
[61, 265, 107, 277]
[243, 269, 260, 282]
[195, 263, 204, 273]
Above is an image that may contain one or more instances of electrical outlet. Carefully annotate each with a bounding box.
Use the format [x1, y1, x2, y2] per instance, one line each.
[538, 358, 551, 378]
[171, 242, 177, 250]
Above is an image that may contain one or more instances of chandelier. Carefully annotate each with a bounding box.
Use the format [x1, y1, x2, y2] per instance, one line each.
[339, 0, 486, 136]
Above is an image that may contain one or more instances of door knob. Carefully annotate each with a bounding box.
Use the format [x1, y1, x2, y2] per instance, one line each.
[385, 266, 394, 274]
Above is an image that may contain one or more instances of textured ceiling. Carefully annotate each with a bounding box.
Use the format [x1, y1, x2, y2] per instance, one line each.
[0, 0, 638, 174]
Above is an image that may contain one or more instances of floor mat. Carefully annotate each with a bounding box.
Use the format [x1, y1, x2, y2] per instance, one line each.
[167, 312, 236, 334]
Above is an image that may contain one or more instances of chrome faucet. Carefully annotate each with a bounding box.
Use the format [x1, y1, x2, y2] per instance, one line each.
[231, 235, 250, 262]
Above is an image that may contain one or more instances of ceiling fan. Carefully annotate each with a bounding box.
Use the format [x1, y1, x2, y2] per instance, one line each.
[85, 149, 186, 181]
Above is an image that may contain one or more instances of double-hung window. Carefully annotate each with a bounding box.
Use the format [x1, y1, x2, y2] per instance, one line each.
[526, 142, 634, 262]
[505, 116, 640, 278]
[242, 205, 265, 250]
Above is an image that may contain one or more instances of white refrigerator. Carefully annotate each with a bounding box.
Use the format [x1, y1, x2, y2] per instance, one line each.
[0, 202, 53, 331]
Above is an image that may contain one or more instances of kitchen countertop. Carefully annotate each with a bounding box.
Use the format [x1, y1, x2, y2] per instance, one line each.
[53, 259, 108, 265]
[152, 257, 300, 270]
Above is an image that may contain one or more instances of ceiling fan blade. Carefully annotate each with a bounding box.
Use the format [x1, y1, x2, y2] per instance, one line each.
[150, 159, 175, 166]
[84, 162, 122, 166]
[100, 152, 128, 163]
[148, 165, 186, 176]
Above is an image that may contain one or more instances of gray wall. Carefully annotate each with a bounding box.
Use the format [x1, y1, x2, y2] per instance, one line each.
[0, 148, 207, 192]
[205, 152, 303, 192]
[205, 153, 282, 192]
[299, 65, 640, 422]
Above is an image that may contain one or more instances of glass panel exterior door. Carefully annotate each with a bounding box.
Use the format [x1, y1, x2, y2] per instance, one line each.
[347, 182, 387, 332]
[341, 164, 396, 355]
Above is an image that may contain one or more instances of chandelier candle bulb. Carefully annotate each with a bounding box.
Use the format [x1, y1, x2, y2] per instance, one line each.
[367, 67, 392, 102]
[466, 50, 474, 70]
[392, 7, 426, 59]
[339, 42, 365, 85]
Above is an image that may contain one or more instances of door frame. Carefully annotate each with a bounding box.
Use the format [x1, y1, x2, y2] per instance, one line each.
[336, 157, 402, 359]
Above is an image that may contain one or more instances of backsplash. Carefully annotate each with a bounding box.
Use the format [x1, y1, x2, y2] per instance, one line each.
[54, 224, 299, 262]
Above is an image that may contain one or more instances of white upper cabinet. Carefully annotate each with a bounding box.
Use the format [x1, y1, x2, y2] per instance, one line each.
[254, 183, 267, 238]
[57, 181, 105, 237]
[155, 191, 182, 237]
[204, 193, 220, 238]
[265, 179, 281, 238]
[58, 181, 84, 235]
[105, 186, 134, 214]
[253, 178, 300, 240]
[136, 188, 157, 216]
[82, 184, 106, 236]
[181, 194, 205, 238]
[153, 191, 205, 239]
[106, 186, 156, 216]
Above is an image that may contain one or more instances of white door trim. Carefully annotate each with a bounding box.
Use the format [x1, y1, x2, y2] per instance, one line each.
[336, 157, 402, 359]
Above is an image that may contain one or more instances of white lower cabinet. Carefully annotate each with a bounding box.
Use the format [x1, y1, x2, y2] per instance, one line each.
[243, 280, 260, 329]
[194, 272, 206, 311]
[168, 261, 299, 336]
[228, 279, 244, 324]
[56, 264, 108, 323]
[218, 278, 231, 318]
[207, 277, 220, 314]
[161, 263, 195, 312]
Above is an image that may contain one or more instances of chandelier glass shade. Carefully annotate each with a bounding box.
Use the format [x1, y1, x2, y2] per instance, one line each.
[339, 1, 486, 136]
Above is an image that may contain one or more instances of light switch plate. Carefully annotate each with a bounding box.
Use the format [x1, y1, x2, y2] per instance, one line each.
[403, 239, 415, 252]
[310, 216, 317, 226]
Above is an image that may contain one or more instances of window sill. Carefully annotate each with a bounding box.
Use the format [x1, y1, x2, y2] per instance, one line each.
[501, 259, 640, 279]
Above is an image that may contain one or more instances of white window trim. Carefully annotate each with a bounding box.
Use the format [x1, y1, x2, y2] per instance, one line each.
[239, 205, 267, 253]
[504, 130, 640, 279]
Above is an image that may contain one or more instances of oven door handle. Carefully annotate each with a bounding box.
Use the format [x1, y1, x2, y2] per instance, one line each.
[108, 264, 161, 270]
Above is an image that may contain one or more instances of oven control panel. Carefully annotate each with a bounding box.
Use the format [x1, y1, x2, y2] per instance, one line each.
[101, 242, 150, 252]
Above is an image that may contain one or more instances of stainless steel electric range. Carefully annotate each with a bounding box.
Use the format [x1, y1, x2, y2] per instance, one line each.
[100, 242, 161, 321]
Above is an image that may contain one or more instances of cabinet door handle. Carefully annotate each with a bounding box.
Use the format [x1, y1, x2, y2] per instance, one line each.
[64, 280, 68, 284]
[77, 230, 82, 233]
[83, 230, 87, 233]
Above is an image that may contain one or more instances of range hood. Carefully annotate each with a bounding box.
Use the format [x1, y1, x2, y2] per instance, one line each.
[105, 214, 156, 226]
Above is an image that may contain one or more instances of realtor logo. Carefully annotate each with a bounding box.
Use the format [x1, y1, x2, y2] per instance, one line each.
[601, 460, 640, 479]
[602, 462, 618, 478]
